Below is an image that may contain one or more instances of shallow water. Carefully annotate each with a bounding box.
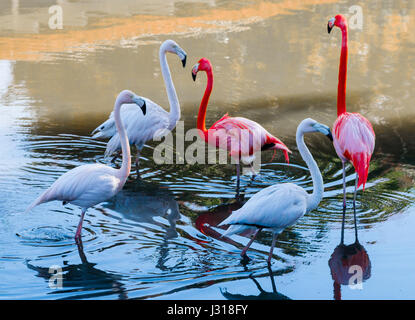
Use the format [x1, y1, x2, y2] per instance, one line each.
[0, 0, 415, 300]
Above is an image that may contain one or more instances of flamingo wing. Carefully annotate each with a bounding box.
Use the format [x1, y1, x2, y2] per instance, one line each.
[209, 115, 290, 162]
[26, 164, 122, 212]
[219, 183, 308, 236]
[333, 112, 375, 189]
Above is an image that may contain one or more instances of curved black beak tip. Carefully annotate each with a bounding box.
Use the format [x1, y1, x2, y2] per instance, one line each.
[141, 101, 147, 115]
[328, 24, 333, 34]
[182, 56, 187, 68]
[192, 72, 196, 81]
[326, 131, 333, 141]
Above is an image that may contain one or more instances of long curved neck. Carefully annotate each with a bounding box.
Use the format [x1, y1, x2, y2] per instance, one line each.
[197, 68, 213, 139]
[337, 25, 348, 116]
[159, 46, 180, 130]
[296, 129, 324, 212]
[114, 99, 131, 181]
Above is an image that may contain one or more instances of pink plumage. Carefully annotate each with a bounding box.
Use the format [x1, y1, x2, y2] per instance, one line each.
[207, 114, 290, 164]
[192, 58, 291, 169]
[333, 112, 375, 190]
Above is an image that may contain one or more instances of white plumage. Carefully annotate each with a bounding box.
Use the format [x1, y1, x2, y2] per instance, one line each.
[91, 40, 187, 174]
[93, 98, 170, 157]
[221, 183, 308, 236]
[26, 90, 147, 242]
[219, 118, 333, 264]
[26, 164, 122, 211]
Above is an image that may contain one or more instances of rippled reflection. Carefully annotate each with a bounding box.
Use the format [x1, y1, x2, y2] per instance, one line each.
[104, 181, 181, 240]
[0, 0, 414, 300]
[221, 266, 291, 300]
[26, 240, 128, 300]
[328, 220, 371, 300]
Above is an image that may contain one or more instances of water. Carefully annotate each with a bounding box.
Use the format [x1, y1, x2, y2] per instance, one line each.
[0, 0, 415, 300]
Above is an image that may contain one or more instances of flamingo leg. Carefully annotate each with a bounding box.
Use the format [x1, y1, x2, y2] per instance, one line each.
[353, 173, 359, 243]
[74, 209, 86, 242]
[240, 228, 261, 258]
[249, 274, 266, 293]
[236, 163, 241, 196]
[249, 163, 256, 181]
[135, 149, 141, 179]
[340, 161, 346, 245]
[267, 233, 277, 265]
[111, 151, 121, 164]
[267, 265, 277, 293]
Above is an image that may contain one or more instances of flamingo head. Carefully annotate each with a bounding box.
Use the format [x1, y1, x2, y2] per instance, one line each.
[265, 136, 292, 164]
[327, 14, 347, 33]
[117, 90, 147, 115]
[163, 39, 187, 67]
[91, 118, 116, 139]
[192, 58, 212, 81]
[299, 118, 333, 141]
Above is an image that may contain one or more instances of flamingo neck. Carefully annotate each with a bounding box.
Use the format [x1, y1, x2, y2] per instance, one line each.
[159, 44, 180, 130]
[296, 127, 324, 212]
[197, 68, 213, 139]
[114, 98, 131, 182]
[337, 25, 348, 116]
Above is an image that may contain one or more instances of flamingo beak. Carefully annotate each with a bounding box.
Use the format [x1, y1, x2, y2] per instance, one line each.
[272, 141, 292, 164]
[313, 123, 333, 141]
[141, 102, 147, 115]
[91, 130, 104, 139]
[192, 63, 199, 81]
[132, 96, 146, 115]
[174, 46, 187, 68]
[327, 17, 335, 34]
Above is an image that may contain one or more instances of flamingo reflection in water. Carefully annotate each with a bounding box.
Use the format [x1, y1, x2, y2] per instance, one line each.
[104, 181, 181, 240]
[328, 219, 371, 300]
[26, 239, 128, 299]
[104, 181, 181, 271]
[194, 197, 247, 243]
[221, 266, 291, 300]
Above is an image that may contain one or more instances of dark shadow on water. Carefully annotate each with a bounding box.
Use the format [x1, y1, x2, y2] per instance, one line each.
[103, 180, 182, 272]
[220, 265, 291, 300]
[104, 180, 181, 240]
[25, 239, 128, 299]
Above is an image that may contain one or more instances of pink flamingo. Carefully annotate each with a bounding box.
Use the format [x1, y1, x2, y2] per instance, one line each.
[191, 58, 291, 193]
[327, 15, 375, 242]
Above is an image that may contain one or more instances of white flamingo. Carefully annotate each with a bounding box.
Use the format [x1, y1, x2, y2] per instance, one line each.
[26, 90, 147, 242]
[91, 40, 187, 175]
[219, 118, 333, 264]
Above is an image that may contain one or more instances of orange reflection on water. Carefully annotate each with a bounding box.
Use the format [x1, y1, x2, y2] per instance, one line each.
[0, 0, 338, 61]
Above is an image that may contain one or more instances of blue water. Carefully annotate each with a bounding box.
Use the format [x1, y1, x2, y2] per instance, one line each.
[1, 0, 415, 300]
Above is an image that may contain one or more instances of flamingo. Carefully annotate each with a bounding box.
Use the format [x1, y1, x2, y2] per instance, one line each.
[219, 118, 333, 264]
[91, 40, 187, 177]
[327, 15, 375, 242]
[25, 90, 147, 242]
[191, 58, 291, 193]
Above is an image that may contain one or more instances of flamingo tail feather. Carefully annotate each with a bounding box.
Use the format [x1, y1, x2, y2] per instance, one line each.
[351, 152, 371, 190]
